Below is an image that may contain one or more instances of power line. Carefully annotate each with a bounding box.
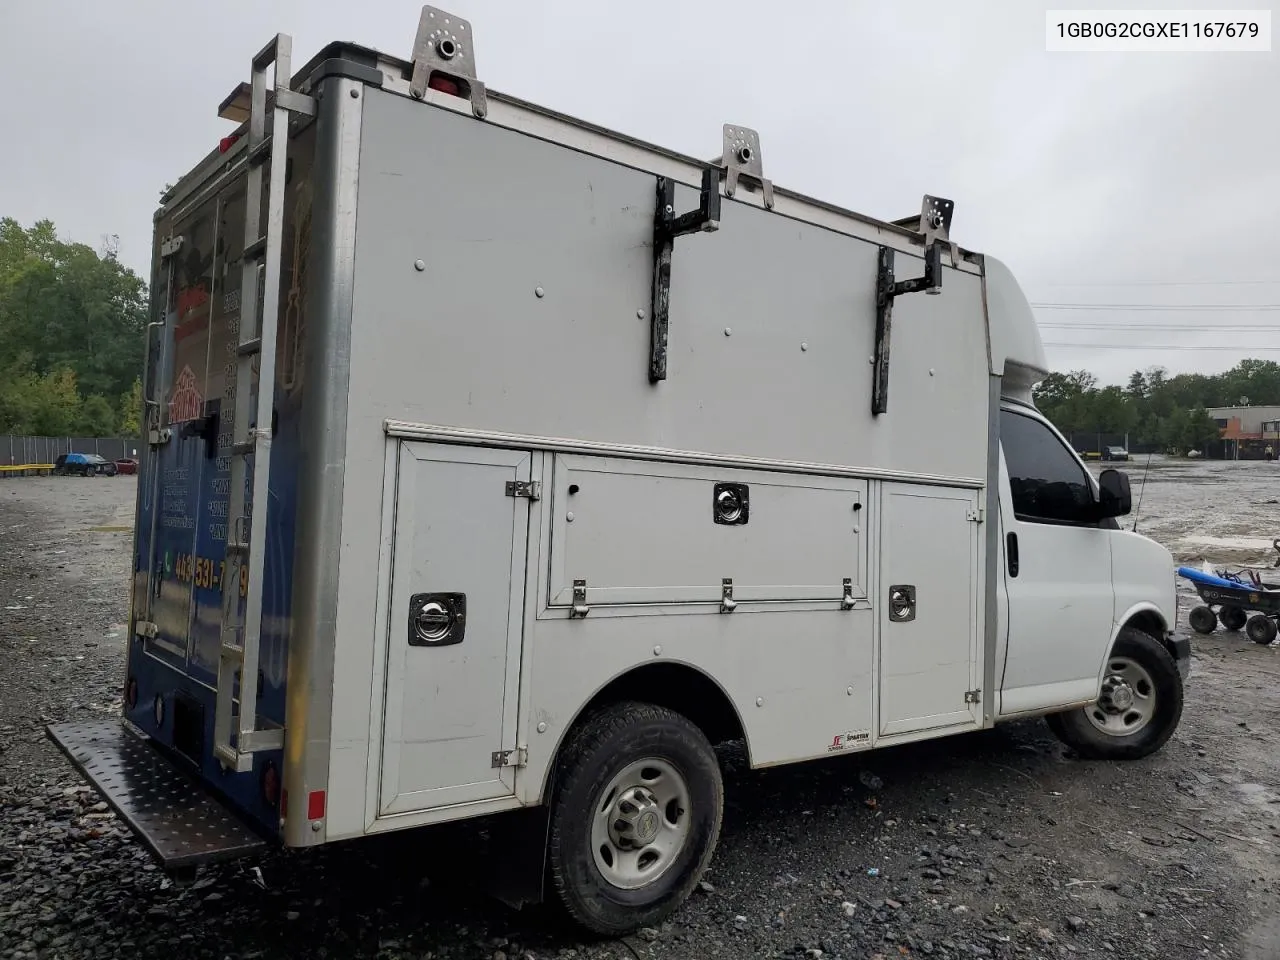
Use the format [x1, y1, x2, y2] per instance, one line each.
[1030, 302, 1280, 311]
[1039, 323, 1280, 332]
[1035, 279, 1280, 288]
[1043, 341, 1280, 352]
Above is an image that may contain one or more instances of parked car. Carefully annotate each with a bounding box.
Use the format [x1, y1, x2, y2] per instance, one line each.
[52, 453, 118, 477]
[114, 457, 139, 475]
[1102, 445, 1129, 461]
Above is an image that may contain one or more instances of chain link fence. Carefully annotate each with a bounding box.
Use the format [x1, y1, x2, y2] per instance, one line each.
[2, 435, 141, 469]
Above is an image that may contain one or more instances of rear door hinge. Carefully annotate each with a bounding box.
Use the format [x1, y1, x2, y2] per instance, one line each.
[964, 689, 981, 704]
[504, 480, 541, 500]
[491, 746, 528, 769]
[967, 506, 984, 523]
[134, 620, 159, 639]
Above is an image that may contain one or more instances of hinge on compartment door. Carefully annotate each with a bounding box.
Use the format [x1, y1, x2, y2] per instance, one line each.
[964, 689, 981, 705]
[967, 505, 984, 523]
[134, 620, 159, 639]
[491, 746, 528, 769]
[504, 479, 541, 500]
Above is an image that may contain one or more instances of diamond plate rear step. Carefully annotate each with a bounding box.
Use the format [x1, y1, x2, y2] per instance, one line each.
[45, 719, 268, 870]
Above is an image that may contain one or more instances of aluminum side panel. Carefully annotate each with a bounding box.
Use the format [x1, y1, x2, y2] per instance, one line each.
[346, 88, 989, 478]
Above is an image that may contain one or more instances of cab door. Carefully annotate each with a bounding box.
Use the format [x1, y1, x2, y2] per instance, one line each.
[997, 406, 1116, 714]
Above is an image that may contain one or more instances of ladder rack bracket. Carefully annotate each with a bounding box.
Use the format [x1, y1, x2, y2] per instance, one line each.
[717, 124, 774, 210]
[409, 6, 488, 119]
[872, 195, 956, 416]
[648, 166, 721, 383]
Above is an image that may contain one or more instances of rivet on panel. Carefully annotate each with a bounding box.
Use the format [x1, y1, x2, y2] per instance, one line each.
[868, 356, 875, 364]
[349, 89, 360, 99]
[637, 308, 646, 319]
[724, 327, 732, 337]
[566, 512, 575, 522]
[537, 721, 548, 734]
[414, 260, 425, 272]
[653, 645, 663, 657]
[847, 687, 854, 696]
[801, 342, 808, 352]
[756, 697, 764, 707]
[929, 368, 936, 376]
[535, 286, 545, 298]
[310, 820, 322, 832]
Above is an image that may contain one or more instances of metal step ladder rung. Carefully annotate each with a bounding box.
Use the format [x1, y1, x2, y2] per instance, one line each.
[237, 338, 262, 356]
[246, 136, 272, 167]
[243, 236, 268, 261]
[232, 440, 256, 456]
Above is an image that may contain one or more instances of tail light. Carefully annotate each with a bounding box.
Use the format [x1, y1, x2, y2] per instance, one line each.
[261, 761, 280, 810]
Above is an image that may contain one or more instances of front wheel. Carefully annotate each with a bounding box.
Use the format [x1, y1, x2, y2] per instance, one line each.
[1188, 605, 1217, 634]
[546, 701, 723, 936]
[1046, 627, 1183, 761]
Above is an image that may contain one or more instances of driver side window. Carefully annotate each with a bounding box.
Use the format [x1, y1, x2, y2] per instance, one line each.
[1000, 409, 1094, 524]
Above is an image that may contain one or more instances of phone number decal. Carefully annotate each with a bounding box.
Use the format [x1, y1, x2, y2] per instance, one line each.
[174, 552, 249, 597]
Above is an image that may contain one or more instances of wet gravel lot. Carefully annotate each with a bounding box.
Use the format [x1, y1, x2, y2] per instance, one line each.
[2, 464, 1279, 960]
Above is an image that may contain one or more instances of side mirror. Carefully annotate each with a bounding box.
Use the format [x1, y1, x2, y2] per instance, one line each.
[1097, 468, 1132, 518]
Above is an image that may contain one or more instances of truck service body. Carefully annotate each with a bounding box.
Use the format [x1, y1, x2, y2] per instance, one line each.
[48, 8, 1189, 934]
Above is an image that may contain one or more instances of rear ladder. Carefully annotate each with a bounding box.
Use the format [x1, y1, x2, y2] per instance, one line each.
[214, 34, 315, 772]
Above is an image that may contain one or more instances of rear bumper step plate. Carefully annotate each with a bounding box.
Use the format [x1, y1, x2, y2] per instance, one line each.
[45, 719, 268, 870]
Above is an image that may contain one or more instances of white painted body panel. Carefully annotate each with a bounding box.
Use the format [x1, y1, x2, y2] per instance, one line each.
[225, 68, 1181, 841]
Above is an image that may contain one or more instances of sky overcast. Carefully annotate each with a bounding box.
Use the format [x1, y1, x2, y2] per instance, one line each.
[1, 0, 1276, 385]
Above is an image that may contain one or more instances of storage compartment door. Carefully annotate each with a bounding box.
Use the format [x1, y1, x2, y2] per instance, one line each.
[378, 442, 531, 815]
[878, 484, 982, 737]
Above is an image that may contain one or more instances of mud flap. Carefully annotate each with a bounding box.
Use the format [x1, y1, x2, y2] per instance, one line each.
[483, 803, 551, 910]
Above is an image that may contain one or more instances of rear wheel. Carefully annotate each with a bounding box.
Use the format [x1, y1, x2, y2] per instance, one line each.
[1219, 605, 1248, 631]
[1246, 614, 1277, 645]
[547, 701, 723, 936]
[1188, 605, 1217, 634]
[1046, 626, 1183, 761]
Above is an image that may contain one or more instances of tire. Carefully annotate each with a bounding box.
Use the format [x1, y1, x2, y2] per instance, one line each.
[1246, 614, 1277, 646]
[546, 701, 723, 936]
[1188, 605, 1217, 634]
[1045, 626, 1183, 761]
[1219, 606, 1248, 632]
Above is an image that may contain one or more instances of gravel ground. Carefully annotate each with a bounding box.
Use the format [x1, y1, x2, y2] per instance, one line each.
[2, 469, 1279, 960]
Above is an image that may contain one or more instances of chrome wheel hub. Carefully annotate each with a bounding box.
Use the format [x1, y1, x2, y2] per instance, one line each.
[591, 758, 691, 890]
[1087, 656, 1157, 737]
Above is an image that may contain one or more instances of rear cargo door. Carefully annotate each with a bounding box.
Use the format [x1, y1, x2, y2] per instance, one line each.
[878, 483, 983, 736]
[378, 441, 531, 815]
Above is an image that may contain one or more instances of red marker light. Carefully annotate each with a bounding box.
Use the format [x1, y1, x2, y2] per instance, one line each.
[219, 133, 241, 154]
[427, 74, 461, 97]
[307, 790, 326, 821]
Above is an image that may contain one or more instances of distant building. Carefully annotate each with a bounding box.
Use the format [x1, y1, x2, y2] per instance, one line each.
[1206, 405, 1280, 459]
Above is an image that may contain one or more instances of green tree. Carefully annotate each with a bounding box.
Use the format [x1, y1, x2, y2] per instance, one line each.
[118, 377, 143, 437]
[78, 395, 118, 436]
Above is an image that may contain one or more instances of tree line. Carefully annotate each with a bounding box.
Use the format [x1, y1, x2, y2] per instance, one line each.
[1031, 360, 1280, 454]
[0, 218, 147, 437]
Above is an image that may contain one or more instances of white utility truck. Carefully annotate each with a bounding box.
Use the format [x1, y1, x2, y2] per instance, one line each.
[48, 8, 1189, 936]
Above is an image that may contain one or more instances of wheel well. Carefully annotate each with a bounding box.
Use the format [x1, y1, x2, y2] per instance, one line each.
[1124, 609, 1174, 657]
[574, 662, 748, 754]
